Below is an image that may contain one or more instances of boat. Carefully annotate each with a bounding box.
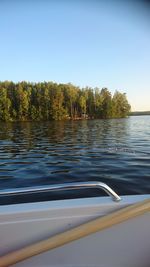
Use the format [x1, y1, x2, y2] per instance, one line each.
[0, 181, 150, 267]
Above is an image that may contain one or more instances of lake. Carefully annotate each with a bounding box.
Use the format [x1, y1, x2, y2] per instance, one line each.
[0, 116, 150, 203]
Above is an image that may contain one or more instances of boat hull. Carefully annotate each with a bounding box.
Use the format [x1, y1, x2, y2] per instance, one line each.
[0, 195, 150, 267]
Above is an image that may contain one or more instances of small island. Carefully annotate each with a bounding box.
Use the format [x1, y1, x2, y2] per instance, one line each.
[0, 81, 131, 121]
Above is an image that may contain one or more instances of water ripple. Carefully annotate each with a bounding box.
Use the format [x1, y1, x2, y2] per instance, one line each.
[0, 117, 149, 200]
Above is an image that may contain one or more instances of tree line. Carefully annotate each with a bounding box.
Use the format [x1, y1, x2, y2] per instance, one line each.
[0, 81, 131, 121]
[130, 111, 150, 116]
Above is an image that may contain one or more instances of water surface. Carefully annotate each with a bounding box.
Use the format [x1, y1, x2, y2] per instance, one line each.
[0, 116, 150, 202]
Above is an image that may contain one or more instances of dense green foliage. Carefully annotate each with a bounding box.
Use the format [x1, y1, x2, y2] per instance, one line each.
[0, 81, 131, 121]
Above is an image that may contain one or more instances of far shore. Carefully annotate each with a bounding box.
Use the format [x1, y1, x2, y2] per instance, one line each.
[130, 111, 150, 116]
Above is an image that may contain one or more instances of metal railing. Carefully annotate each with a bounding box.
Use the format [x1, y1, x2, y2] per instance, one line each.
[0, 181, 121, 202]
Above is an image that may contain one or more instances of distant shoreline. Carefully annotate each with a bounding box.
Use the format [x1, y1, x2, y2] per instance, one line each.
[130, 111, 150, 116]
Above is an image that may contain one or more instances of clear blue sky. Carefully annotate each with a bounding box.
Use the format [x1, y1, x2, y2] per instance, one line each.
[0, 0, 150, 111]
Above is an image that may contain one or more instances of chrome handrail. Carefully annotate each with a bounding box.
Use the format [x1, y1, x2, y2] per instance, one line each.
[0, 182, 121, 202]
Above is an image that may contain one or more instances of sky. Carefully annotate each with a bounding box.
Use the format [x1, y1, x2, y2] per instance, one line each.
[0, 0, 150, 111]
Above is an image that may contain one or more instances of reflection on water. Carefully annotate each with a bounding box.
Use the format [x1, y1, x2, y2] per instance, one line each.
[0, 116, 150, 201]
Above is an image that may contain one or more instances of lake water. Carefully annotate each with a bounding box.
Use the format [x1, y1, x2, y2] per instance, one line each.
[0, 116, 150, 203]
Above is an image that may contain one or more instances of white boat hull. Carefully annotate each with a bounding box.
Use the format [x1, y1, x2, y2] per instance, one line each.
[0, 195, 150, 267]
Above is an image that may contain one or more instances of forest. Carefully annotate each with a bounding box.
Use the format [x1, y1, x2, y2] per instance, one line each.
[0, 81, 131, 121]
